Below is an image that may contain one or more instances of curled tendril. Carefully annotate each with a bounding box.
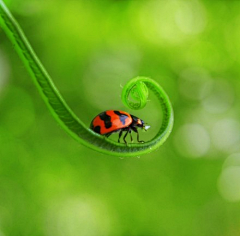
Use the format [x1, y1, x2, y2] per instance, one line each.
[0, 0, 174, 157]
[122, 79, 149, 110]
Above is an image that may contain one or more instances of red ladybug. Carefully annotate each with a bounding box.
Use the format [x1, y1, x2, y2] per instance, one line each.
[90, 110, 150, 144]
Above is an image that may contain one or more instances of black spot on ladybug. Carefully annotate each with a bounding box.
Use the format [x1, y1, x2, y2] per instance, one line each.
[114, 110, 128, 125]
[99, 112, 112, 129]
[93, 126, 101, 134]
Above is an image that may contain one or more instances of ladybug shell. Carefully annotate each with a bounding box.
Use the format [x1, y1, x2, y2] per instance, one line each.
[90, 110, 132, 135]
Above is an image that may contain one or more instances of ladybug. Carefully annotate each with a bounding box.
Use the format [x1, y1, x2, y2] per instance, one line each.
[90, 110, 150, 144]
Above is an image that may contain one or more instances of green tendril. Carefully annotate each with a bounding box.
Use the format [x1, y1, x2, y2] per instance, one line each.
[0, 0, 174, 157]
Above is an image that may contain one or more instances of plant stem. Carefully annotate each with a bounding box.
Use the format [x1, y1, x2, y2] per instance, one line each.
[0, 0, 173, 157]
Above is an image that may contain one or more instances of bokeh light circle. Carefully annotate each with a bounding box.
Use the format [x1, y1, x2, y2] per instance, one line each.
[174, 123, 210, 158]
[218, 166, 240, 202]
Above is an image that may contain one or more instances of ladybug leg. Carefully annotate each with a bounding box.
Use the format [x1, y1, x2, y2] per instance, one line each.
[129, 130, 133, 142]
[132, 127, 144, 143]
[118, 130, 123, 143]
[123, 129, 130, 144]
[105, 132, 112, 138]
[137, 130, 144, 143]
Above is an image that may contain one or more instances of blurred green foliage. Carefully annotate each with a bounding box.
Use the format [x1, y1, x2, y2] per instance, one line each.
[1, 0, 240, 235]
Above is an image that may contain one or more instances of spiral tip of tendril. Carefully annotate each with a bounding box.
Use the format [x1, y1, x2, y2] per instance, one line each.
[121, 77, 149, 110]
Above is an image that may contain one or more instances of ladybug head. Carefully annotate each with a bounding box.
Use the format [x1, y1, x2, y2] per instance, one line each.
[131, 115, 150, 131]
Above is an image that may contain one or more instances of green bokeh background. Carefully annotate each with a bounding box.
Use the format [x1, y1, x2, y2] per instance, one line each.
[1, 0, 240, 235]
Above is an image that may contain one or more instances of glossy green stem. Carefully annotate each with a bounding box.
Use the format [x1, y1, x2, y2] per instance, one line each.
[0, 0, 174, 157]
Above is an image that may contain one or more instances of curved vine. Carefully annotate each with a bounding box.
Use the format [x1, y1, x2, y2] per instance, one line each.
[0, 0, 174, 157]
